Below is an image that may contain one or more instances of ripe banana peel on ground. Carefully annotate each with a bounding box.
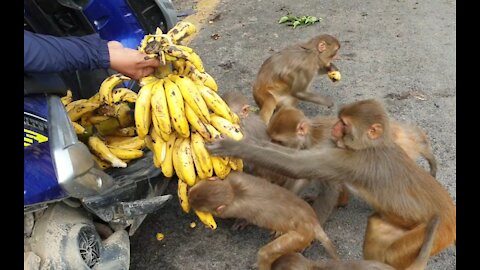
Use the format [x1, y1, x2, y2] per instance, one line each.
[61, 21, 244, 230]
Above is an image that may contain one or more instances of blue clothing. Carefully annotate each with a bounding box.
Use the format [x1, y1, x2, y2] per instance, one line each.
[24, 30, 110, 73]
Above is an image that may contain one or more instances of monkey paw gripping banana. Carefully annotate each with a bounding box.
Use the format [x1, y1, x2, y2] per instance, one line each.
[62, 21, 242, 230]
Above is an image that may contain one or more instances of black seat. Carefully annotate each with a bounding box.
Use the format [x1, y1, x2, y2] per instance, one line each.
[24, 73, 68, 96]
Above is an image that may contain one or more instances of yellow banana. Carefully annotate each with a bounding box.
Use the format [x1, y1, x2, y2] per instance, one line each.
[161, 133, 176, 177]
[156, 62, 172, 78]
[112, 126, 136, 137]
[138, 35, 155, 52]
[135, 80, 156, 139]
[139, 75, 159, 87]
[191, 132, 213, 179]
[88, 93, 101, 104]
[177, 178, 190, 213]
[65, 99, 87, 112]
[328, 70, 341, 82]
[92, 154, 111, 170]
[151, 79, 172, 135]
[151, 128, 167, 167]
[72, 121, 86, 134]
[174, 138, 196, 186]
[158, 50, 167, 66]
[99, 74, 131, 105]
[211, 156, 231, 179]
[172, 137, 184, 179]
[185, 103, 212, 141]
[159, 128, 171, 141]
[87, 115, 112, 125]
[165, 45, 204, 72]
[166, 21, 197, 44]
[196, 83, 234, 122]
[231, 158, 244, 172]
[170, 75, 210, 123]
[88, 136, 127, 168]
[68, 102, 101, 122]
[194, 210, 217, 230]
[172, 59, 186, 75]
[107, 147, 144, 160]
[209, 114, 244, 141]
[105, 136, 145, 150]
[190, 71, 218, 92]
[204, 123, 222, 142]
[165, 54, 178, 62]
[164, 78, 189, 137]
[144, 135, 154, 151]
[112, 88, 138, 103]
[61, 90, 73, 106]
[115, 103, 134, 127]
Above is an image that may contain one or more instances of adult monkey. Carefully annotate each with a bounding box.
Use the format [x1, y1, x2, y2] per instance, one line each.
[253, 34, 340, 123]
[206, 99, 456, 269]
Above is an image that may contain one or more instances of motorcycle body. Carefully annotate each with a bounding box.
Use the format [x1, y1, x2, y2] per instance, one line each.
[24, 1, 178, 269]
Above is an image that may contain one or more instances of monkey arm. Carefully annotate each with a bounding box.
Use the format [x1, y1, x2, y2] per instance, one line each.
[207, 138, 344, 180]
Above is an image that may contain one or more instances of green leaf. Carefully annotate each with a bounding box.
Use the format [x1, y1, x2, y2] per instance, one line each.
[278, 16, 290, 24]
[292, 21, 301, 28]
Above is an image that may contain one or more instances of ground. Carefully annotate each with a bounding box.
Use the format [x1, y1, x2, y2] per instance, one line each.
[130, 0, 456, 269]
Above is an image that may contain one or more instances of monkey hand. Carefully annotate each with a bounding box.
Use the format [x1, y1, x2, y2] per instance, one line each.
[206, 137, 244, 157]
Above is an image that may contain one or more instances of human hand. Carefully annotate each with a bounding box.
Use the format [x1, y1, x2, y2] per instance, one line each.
[107, 41, 161, 80]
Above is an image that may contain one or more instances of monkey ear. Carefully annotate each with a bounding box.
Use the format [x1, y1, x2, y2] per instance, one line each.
[297, 121, 310, 136]
[318, 41, 327, 53]
[215, 205, 226, 213]
[367, 123, 384, 140]
[240, 105, 251, 118]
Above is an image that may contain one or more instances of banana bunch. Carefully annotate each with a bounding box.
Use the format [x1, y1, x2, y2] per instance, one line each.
[133, 21, 246, 229]
[327, 64, 341, 82]
[61, 78, 147, 170]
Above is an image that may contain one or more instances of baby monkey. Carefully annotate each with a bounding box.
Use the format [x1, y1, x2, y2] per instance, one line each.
[188, 172, 339, 270]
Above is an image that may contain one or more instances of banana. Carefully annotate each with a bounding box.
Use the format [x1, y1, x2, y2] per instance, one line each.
[105, 136, 145, 150]
[151, 79, 172, 135]
[108, 147, 144, 160]
[164, 77, 189, 137]
[204, 123, 222, 142]
[190, 71, 218, 92]
[161, 133, 176, 177]
[196, 83, 234, 122]
[170, 75, 210, 123]
[71, 121, 86, 134]
[166, 21, 197, 44]
[135, 80, 156, 139]
[115, 103, 134, 127]
[99, 74, 131, 105]
[172, 137, 184, 180]
[194, 210, 217, 230]
[185, 103, 212, 141]
[174, 138, 196, 186]
[177, 178, 190, 213]
[159, 128, 171, 141]
[328, 70, 341, 82]
[175, 45, 193, 53]
[165, 45, 204, 73]
[112, 88, 138, 103]
[191, 132, 213, 179]
[209, 114, 244, 141]
[138, 35, 155, 52]
[156, 62, 172, 78]
[139, 75, 159, 87]
[68, 102, 101, 122]
[88, 136, 127, 168]
[88, 93, 101, 104]
[231, 158, 244, 172]
[65, 99, 87, 112]
[144, 135, 154, 151]
[211, 156, 231, 179]
[165, 54, 178, 62]
[151, 128, 167, 167]
[112, 126, 136, 137]
[87, 115, 112, 125]
[158, 50, 167, 66]
[94, 117, 120, 136]
[61, 90, 73, 106]
[92, 154, 111, 170]
[172, 59, 186, 75]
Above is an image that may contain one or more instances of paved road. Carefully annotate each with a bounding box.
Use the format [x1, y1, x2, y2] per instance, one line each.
[130, 0, 456, 269]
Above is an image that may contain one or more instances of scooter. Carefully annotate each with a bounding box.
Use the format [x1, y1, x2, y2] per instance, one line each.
[24, 1, 178, 269]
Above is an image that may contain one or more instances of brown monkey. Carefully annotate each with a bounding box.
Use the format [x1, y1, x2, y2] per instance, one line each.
[265, 106, 438, 224]
[188, 172, 339, 270]
[271, 215, 440, 270]
[206, 99, 456, 269]
[253, 34, 341, 123]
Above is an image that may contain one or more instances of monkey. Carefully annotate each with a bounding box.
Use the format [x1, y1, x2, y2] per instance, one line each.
[252, 34, 341, 124]
[188, 172, 340, 270]
[206, 99, 456, 269]
[271, 215, 440, 270]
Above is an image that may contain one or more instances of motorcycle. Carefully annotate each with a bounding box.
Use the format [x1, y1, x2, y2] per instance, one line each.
[24, 1, 178, 269]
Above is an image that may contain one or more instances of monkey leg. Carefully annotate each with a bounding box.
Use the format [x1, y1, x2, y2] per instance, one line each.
[231, 218, 251, 230]
[363, 213, 406, 262]
[257, 231, 311, 270]
[283, 179, 310, 196]
[336, 184, 350, 207]
[258, 91, 277, 124]
[384, 218, 455, 269]
[292, 91, 334, 108]
[310, 181, 342, 225]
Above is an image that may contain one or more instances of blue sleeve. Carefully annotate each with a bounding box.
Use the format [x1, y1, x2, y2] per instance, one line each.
[24, 30, 111, 73]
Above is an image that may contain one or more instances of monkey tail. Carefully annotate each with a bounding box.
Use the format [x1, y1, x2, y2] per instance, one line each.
[314, 225, 339, 260]
[405, 215, 440, 270]
[423, 150, 438, 178]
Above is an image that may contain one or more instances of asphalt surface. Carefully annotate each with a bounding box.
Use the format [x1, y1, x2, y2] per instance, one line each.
[130, 0, 456, 269]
